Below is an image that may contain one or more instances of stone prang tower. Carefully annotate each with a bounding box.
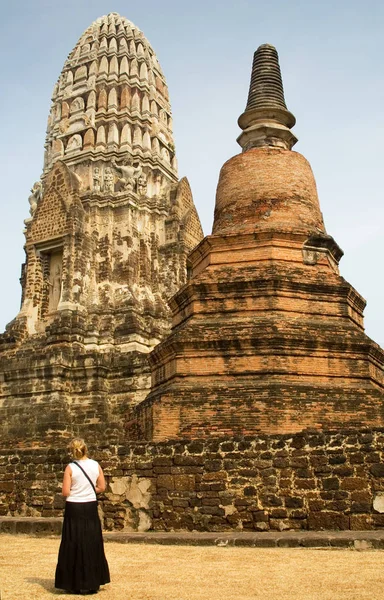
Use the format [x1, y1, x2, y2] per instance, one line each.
[133, 44, 384, 440]
[0, 13, 203, 444]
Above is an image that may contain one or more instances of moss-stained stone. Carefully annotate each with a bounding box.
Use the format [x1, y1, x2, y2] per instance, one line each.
[0, 14, 203, 445]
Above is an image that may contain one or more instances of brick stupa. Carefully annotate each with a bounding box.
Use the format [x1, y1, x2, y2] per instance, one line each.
[133, 44, 384, 441]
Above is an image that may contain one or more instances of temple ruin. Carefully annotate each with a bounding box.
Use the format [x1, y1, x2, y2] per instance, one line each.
[0, 16, 384, 533]
[0, 13, 203, 445]
[132, 44, 384, 440]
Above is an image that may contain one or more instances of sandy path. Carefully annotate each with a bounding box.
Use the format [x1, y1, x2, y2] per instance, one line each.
[1, 534, 384, 599]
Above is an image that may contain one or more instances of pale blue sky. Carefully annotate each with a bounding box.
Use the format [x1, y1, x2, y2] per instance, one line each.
[0, 0, 383, 347]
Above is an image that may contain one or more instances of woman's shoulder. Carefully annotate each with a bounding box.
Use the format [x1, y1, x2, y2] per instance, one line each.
[68, 458, 98, 467]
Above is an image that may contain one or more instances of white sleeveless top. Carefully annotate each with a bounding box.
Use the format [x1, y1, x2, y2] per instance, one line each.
[67, 458, 99, 503]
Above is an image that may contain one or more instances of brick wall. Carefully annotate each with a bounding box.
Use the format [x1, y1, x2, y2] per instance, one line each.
[2, 429, 384, 531]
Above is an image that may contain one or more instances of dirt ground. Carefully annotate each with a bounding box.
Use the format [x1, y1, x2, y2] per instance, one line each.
[1, 534, 384, 600]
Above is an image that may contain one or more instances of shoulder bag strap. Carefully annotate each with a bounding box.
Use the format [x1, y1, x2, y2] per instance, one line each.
[72, 461, 98, 500]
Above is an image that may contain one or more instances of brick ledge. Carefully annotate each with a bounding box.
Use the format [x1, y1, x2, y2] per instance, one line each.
[1, 518, 384, 548]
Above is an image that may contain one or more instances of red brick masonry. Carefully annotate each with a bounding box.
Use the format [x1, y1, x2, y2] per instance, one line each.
[132, 148, 384, 440]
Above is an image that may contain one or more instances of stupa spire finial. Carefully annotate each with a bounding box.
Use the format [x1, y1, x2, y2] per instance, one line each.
[237, 44, 297, 151]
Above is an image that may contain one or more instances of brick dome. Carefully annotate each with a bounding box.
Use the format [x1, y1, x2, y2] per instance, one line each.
[212, 147, 326, 236]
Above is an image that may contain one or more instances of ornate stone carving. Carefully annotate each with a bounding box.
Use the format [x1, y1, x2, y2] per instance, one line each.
[42, 12, 178, 192]
[104, 167, 114, 193]
[302, 247, 319, 265]
[81, 43, 91, 55]
[93, 166, 101, 192]
[137, 173, 147, 195]
[28, 181, 43, 216]
[112, 158, 141, 192]
[59, 118, 70, 134]
[48, 256, 63, 312]
[70, 97, 85, 117]
[66, 134, 82, 153]
[0, 14, 204, 448]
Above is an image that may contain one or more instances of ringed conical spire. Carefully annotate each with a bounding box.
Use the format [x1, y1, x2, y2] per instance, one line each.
[237, 44, 297, 151]
[245, 44, 287, 111]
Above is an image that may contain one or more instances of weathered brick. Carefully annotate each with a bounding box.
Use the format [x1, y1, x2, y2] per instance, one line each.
[340, 478, 368, 491]
[285, 496, 303, 509]
[157, 475, 174, 490]
[174, 475, 195, 492]
[295, 479, 317, 490]
[370, 464, 384, 477]
[308, 512, 349, 530]
[322, 478, 339, 491]
[260, 494, 283, 507]
[350, 502, 371, 513]
[244, 486, 257, 497]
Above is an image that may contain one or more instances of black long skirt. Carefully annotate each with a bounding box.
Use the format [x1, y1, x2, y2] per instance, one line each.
[55, 501, 110, 592]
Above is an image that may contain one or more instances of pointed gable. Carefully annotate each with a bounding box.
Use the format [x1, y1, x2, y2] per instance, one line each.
[30, 161, 83, 243]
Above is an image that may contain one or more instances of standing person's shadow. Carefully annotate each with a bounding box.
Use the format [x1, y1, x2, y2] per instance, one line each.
[25, 579, 105, 595]
[25, 578, 67, 594]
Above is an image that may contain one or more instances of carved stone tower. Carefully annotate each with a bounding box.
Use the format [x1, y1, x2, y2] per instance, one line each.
[133, 44, 384, 441]
[0, 13, 203, 444]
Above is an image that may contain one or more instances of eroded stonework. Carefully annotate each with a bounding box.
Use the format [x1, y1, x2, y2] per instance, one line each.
[132, 44, 384, 440]
[0, 13, 203, 444]
[1, 38, 384, 535]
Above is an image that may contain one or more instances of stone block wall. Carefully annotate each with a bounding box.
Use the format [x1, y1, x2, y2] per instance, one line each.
[2, 429, 384, 531]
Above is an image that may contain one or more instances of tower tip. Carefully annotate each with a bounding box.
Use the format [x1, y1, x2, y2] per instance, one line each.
[237, 45, 297, 152]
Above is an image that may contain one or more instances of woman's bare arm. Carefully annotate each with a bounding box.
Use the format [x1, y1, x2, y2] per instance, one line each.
[95, 465, 106, 494]
[62, 465, 72, 497]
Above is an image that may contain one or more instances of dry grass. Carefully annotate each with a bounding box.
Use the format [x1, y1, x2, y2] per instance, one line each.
[1, 534, 384, 600]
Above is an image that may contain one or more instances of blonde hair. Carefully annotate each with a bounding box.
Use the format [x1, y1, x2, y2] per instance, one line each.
[67, 438, 88, 460]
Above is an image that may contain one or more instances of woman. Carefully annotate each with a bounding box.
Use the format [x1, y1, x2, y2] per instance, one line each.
[55, 438, 110, 595]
